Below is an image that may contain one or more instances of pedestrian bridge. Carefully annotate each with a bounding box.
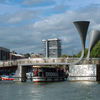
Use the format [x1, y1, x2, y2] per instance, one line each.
[0, 58, 100, 67]
[0, 58, 100, 82]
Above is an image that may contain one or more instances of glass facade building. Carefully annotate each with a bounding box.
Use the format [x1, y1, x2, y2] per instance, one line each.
[0, 47, 10, 60]
[42, 38, 61, 58]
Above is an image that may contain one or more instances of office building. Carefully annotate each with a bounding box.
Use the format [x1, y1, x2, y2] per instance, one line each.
[42, 38, 61, 58]
[0, 47, 10, 60]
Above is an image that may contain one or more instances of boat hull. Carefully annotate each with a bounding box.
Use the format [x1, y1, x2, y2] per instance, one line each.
[2, 78, 14, 81]
[33, 77, 65, 82]
[1, 76, 14, 81]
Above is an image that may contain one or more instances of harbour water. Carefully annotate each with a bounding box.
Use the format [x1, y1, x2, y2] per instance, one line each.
[0, 81, 100, 100]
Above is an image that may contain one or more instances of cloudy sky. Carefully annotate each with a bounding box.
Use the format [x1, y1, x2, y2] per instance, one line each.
[0, 0, 100, 55]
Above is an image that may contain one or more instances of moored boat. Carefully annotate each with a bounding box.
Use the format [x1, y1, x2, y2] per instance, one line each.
[1, 75, 14, 81]
[32, 65, 67, 82]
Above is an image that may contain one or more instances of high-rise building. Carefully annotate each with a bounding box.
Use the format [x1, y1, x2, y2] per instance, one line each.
[42, 38, 61, 58]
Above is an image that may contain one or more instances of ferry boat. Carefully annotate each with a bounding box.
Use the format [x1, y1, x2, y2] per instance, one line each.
[32, 65, 67, 82]
[1, 75, 14, 81]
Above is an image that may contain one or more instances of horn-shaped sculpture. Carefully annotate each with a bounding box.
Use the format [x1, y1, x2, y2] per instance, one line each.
[71, 21, 90, 65]
[87, 30, 100, 59]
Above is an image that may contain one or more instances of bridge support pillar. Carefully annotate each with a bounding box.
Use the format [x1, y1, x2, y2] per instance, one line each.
[14, 65, 27, 82]
[96, 64, 100, 81]
[68, 64, 97, 81]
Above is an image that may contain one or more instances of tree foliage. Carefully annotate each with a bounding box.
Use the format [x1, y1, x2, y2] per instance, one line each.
[90, 41, 100, 58]
[77, 41, 100, 58]
[61, 54, 69, 58]
[24, 53, 30, 58]
[77, 48, 88, 58]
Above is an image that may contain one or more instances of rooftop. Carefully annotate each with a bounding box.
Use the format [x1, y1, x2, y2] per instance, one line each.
[42, 38, 61, 41]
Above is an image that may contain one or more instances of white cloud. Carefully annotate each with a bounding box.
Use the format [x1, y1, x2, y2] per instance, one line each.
[0, 10, 42, 24]
[0, 4, 100, 55]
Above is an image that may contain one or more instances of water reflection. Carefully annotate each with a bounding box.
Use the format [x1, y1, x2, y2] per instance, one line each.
[0, 81, 100, 100]
[78, 81, 96, 85]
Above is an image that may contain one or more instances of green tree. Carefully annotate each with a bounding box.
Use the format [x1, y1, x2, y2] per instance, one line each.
[90, 41, 100, 58]
[77, 48, 88, 58]
[77, 41, 100, 58]
[24, 53, 30, 58]
[61, 54, 69, 58]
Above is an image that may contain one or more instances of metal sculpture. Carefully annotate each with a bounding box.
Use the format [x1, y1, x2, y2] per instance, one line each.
[71, 21, 100, 64]
[70, 21, 90, 65]
[87, 30, 100, 59]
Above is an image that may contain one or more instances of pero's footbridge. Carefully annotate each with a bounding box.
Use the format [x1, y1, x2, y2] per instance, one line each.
[0, 58, 100, 67]
[0, 58, 100, 82]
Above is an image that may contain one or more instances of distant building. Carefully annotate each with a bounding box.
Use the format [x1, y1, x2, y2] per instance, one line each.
[0, 47, 10, 60]
[10, 53, 25, 60]
[30, 53, 44, 58]
[42, 38, 61, 58]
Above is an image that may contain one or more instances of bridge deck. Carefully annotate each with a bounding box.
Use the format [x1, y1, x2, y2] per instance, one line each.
[0, 58, 100, 67]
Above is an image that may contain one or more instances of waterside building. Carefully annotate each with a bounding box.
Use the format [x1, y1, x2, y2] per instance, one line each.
[42, 38, 61, 58]
[0, 47, 10, 61]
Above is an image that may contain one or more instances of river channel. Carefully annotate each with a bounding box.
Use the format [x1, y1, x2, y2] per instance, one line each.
[0, 81, 100, 100]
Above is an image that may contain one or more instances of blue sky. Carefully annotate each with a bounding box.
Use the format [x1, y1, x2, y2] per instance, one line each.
[0, 0, 100, 55]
